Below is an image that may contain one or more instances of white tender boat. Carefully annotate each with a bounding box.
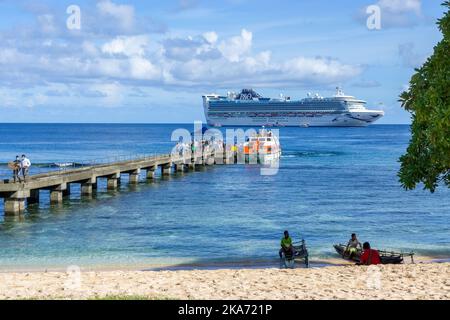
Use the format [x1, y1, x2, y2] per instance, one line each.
[243, 128, 281, 163]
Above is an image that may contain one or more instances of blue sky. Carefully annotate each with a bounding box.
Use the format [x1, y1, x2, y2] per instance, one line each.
[0, 0, 446, 123]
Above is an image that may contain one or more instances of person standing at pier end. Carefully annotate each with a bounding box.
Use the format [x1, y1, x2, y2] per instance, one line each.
[19, 154, 31, 183]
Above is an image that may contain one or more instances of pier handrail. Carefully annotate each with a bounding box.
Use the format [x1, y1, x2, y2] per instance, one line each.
[0, 142, 237, 215]
[0, 152, 173, 181]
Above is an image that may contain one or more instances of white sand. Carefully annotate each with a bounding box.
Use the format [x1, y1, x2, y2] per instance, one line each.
[0, 262, 449, 300]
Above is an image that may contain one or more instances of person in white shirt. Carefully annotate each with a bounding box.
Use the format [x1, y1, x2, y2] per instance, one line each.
[344, 233, 362, 260]
[20, 154, 31, 183]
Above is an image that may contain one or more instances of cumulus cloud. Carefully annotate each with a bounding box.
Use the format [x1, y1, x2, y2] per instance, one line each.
[377, 0, 421, 15]
[102, 35, 150, 57]
[282, 57, 360, 81]
[129, 57, 161, 80]
[356, 0, 423, 28]
[0, 28, 361, 96]
[0, 1, 363, 108]
[162, 35, 221, 61]
[218, 29, 253, 62]
[203, 31, 218, 44]
[97, 0, 135, 32]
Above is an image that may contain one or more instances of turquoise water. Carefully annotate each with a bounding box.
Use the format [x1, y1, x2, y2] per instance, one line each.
[0, 124, 449, 269]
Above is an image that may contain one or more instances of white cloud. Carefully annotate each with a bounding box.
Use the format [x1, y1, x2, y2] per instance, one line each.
[244, 51, 271, 70]
[0, 48, 28, 64]
[129, 57, 161, 80]
[282, 57, 361, 80]
[160, 30, 360, 87]
[218, 29, 252, 62]
[0, 26, 362, 108]
[91, 82, 124, 107]
[162, 35, 221, 61]
[355, 0, 423, 28]
[377, 0, 421, 15]
[102, 35, 149, 57]
[97, 0, 135, 32]
[203, 31, 218, 44]
[82, 41, 99, 56]
[94, 58, 124, 78]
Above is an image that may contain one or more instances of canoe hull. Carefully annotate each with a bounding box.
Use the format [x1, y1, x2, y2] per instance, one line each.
[333, 244, 404, 264]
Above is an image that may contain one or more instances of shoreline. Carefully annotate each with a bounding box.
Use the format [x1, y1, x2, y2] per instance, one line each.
[0, 261, 448, 300]
[0, 254, 447, 273]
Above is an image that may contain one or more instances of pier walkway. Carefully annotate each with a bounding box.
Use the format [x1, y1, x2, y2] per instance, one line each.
[0, 149, 231, 215]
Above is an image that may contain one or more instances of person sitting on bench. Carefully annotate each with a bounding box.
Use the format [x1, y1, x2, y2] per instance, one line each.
[279, 230, 295, 259]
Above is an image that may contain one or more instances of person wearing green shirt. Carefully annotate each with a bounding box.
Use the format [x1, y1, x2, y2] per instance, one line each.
[279, 230, 294, 258]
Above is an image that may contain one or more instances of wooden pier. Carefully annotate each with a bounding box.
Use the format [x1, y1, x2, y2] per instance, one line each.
[0, 149, 229, 215]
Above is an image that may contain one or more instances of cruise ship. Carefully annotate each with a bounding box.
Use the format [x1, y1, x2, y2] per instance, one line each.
[202, 88, 384, 127]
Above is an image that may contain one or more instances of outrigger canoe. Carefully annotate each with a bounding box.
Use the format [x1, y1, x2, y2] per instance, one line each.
[333, 244, 414, 264]
[281, 239, 309, 268]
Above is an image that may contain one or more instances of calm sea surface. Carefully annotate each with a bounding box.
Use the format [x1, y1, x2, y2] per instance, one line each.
[0, 124, 449, 269]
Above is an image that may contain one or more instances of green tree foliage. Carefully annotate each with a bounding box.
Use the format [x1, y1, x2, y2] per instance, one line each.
[398, 2, 450, 192]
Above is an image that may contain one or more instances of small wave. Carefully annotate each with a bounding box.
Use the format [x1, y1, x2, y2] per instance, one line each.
[0, 162, 88, 168]
[282, 151, 344, 158]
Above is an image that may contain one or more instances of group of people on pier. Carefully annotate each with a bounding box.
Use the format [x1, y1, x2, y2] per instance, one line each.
[10, 154, 31, 183]
[173, 139, 238, 158]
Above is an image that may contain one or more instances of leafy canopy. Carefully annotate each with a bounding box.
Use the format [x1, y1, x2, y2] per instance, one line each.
[398, 1, 450, 192]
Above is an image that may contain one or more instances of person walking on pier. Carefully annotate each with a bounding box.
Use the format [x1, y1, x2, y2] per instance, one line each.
[19, 154, 31, 183]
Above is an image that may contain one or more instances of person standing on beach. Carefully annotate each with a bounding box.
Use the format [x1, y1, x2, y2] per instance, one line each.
[358, 242, 381, 265]
[279, 230, 294, 258]
[19, 154, 31, 183]
[345, 233, 362, 259]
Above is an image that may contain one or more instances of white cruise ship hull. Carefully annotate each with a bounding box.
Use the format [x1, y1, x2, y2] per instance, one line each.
[206, 112, 382, 127]
[202, 88, 384, 127]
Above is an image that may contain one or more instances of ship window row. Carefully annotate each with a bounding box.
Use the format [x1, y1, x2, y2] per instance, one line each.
[209, 107, 344, 111]
[208, 112, 340, 117]
[210, 105, 344, 110]
[211, 102, 344, 107]
[209, 103, 343, 107]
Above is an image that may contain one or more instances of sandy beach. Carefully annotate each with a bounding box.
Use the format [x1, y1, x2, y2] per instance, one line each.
[0, 262, 448, 300]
